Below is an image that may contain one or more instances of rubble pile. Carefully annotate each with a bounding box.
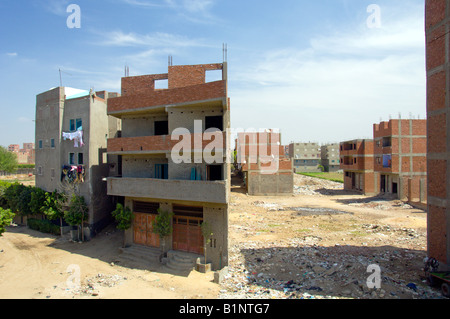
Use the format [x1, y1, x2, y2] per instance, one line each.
[293, 174, 343, 196]
[62, 273, 127, 297]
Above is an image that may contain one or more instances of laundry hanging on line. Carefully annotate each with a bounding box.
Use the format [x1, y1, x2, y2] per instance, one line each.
[62, 130, 84, 148]
[61, 165, 85, 183]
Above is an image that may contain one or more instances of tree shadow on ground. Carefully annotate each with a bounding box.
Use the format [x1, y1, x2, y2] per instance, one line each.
[239, 244, 438, 299]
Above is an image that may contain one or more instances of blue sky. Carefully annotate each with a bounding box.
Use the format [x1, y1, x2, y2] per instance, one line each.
[0, 0, 426, 148]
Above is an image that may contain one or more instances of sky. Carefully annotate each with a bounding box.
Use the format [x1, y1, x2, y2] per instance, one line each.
[0, 0, 426, 148]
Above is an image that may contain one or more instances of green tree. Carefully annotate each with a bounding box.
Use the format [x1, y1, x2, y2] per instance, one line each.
[0, 181, 11, 208]
[152, 209, 174, 254]
[0, 146, 18, 173]
[17, 186, 33, 216]
[42, 191, 65, 236]
[4, 183, 29, 215]
[112, 203, 134, 247]
[29, 187, 47, 216]
[64, 195, 88, 241]
[0, 207, 15, 236]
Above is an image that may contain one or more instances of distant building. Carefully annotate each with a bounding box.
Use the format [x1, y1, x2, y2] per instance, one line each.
[237, 130, 293, 196]
[340, 118, 427, 202]
[340, 139, 377, 195]
[320, 143, 340, 172]
[8, 143, 35, 165]
[373, 119, 427, 202]
[289, 142, 322, 173]
[8, 144, 20, 152]
[35, 87, 121, 237]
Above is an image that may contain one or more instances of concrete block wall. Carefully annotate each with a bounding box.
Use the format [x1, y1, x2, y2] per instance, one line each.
[122, 155, 168, 178]
[122, 115, 168, 138]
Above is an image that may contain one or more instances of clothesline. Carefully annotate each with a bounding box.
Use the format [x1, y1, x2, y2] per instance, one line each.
[62, 130, 84, 148]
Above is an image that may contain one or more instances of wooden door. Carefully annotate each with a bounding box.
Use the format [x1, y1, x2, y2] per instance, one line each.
[133, 212, 160, 248]
[173, 216, 203, 255]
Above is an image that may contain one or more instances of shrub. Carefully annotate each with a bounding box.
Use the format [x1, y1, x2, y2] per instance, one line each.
[0, 181, 12, 208]
[112, 203, 133, 231]
[27, 218, 60, 236]
[0, 207, 15, 236]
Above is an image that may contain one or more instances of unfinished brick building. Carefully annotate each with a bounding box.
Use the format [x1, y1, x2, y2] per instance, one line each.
[373, 119, 427, 202]
[340, 119, 427, 201]
[425, 0, 450, 270]
[236, 130, 293, 196]
[340, 139, 377, 195]
[106, 62, 230, 271]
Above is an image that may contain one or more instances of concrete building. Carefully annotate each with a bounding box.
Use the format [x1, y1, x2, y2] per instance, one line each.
[8, 143, 35, 165]
[425, 0, 450, 270]
[321, 143, 340, 172]
[373, 119, 427, 202]
[106, 62, 230, 271]
[289, 142, 322, 173]
[8, 144, 20, 152]
[340, 139, 377, 195]
[236, 130, 293, 196]
[35, 87, 121, 237]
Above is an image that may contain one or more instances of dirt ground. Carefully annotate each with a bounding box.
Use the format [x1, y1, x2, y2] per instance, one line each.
[0, 174, 446, 299]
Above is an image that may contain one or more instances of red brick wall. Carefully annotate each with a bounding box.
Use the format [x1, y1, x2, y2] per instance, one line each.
[121, 73, 168, 96]
[108, 132, 226, 153]
[426, 0, 449, 267]
[109, 80, 227, 114]
[168, 64, 223, 89]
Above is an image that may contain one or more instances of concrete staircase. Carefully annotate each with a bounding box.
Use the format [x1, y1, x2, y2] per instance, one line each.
[165, 250, 202, 272]
[118, 245, 162, 266]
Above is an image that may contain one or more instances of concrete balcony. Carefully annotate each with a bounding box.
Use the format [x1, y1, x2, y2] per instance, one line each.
[107, 132, 227, 155]
[107, 177, 228, 204]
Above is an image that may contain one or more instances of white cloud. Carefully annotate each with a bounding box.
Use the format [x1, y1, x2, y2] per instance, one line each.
[41, 0, 70, 16]
[230, 4, 426, 144]
[6, 52, 18, 57]
[121, 0, 164, 7]
[99, 30, 211, 48]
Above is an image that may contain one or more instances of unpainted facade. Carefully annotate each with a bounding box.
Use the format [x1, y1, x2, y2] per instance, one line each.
[35, 87, 121, 237]
[237, 130, 293, 196]
[320, 143, 340, 172]
[340, 139, 377, 196]
[289, 142, 322, 173]
[373, 119, 427, 202]
[425, 0, 450, 270]
[106, 63, 230, 271]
